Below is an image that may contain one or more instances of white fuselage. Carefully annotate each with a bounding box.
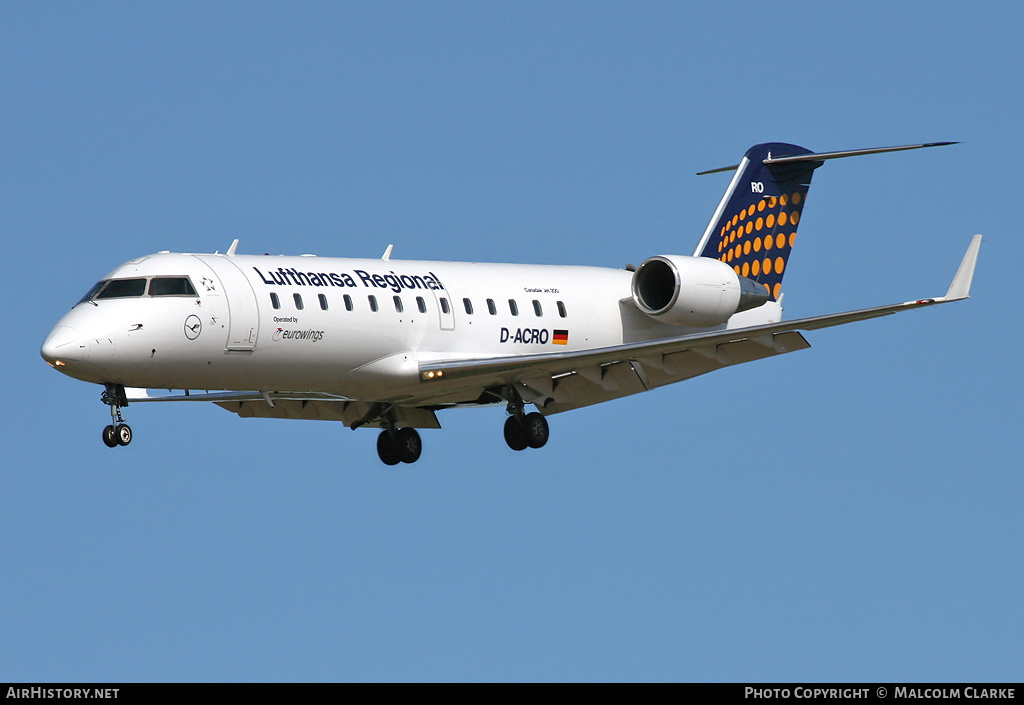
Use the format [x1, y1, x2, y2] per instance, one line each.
[37, 142, 970, 463]
[41, 251, 781, 402]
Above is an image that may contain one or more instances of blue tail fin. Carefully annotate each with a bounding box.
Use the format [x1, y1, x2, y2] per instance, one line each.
[694, 142, 819, 302]
[693, 141, 956, 301]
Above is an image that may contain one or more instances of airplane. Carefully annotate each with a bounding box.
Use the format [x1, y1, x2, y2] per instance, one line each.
[40, 141, 981, 465]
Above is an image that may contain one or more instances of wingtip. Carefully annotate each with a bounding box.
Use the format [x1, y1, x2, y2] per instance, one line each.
[943, 234, 982, 301]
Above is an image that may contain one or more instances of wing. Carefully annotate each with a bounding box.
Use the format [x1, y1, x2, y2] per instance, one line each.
[124, 389, 442, 429]
[411, 235, 982, 414]
[125, 235, 979, 420]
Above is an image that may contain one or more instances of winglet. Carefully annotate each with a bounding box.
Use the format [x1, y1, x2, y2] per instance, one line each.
[942, 234, 982, 301]
[226, 239, 240, 256]
[381, 244, 393, 261]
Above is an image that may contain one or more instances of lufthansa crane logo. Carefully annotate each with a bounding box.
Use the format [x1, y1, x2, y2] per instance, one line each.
[184, 315, 202, 340]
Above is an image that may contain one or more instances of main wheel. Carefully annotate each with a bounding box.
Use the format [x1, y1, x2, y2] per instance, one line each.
[503, 415, 528, 451]
[116, 424, 133, 446]
[394, 428, 422, 464]
[376, 430, 401, 466]
[102, 425, 118, 448]
[522, 412, 549, 449]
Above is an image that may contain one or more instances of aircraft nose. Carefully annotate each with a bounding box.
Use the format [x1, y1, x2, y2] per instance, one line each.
[41, 325, 88, 367]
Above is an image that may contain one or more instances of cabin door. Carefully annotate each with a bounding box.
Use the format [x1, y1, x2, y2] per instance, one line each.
[194, 255, 260, 351]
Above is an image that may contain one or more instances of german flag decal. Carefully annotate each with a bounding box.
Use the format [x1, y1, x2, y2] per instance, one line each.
[553, 329, 569, 345]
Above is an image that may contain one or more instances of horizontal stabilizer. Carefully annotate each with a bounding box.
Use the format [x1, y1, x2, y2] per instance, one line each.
[764, 142, 957, 166]
[698, 141, 956, 176]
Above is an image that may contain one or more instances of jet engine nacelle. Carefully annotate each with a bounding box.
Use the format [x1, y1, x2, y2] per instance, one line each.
[630, 254, 770, 327]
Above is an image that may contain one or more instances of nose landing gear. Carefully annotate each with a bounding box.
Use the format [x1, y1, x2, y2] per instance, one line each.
[101, 383, 132, 448]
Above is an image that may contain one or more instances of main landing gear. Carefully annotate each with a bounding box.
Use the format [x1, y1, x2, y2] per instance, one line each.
[351, 402, 423, 466]
[356, 393, 552, 465]
[376, 427, 422, 466]
[501, 386, 549, 452]
[100, 383, 132, 448]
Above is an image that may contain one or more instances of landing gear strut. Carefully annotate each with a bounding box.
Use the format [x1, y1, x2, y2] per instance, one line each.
[101, 383, 132, 448]
[501, 385, 549, 451]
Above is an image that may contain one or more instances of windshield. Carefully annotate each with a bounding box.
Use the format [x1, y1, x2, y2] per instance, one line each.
[148, 277, 198, 296]
[95, 278, 148, 299]
[77, 280, 110, 305]
[77, 276, 199, 304]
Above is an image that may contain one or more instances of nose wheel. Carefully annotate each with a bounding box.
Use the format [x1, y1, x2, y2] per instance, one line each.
[100, 383, 132, 448]
[102, 423, 132, 447]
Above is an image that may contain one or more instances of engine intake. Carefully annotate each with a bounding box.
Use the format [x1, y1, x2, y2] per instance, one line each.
[631, 254, 770, 327]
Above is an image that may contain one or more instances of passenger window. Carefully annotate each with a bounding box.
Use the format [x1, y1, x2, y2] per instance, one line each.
[318, 293, 328, 311]
[149, 277, 197, 296]
[487, 299, 497, 315]
[368, 295, 378, 312]
[96, 278, 147, 299]
[344, 294, 353, 311]
[440, 298, 450, 314]
[417, 296, 426, 313]
[557, 301, 567, 318]
[394, 296, 404, 313]
[508, 299, 518, 316]
[270, 293, 280, 310]
[463, 298, 473, 315]
[533, 300, 543, 317]
[293, 293, 304, 310]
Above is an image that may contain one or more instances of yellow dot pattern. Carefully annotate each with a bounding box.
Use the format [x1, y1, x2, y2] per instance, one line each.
[704, 187, 808, 302]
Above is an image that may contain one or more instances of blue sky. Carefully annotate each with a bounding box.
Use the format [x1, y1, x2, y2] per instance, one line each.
[2, 2, 1021, 682]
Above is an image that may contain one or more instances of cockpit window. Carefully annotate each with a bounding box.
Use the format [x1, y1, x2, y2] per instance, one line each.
[149, 277, 197, 296]
[80, 276, 199, 303]
[77, 280, 110, 305]
[96, 278, 147, 299]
